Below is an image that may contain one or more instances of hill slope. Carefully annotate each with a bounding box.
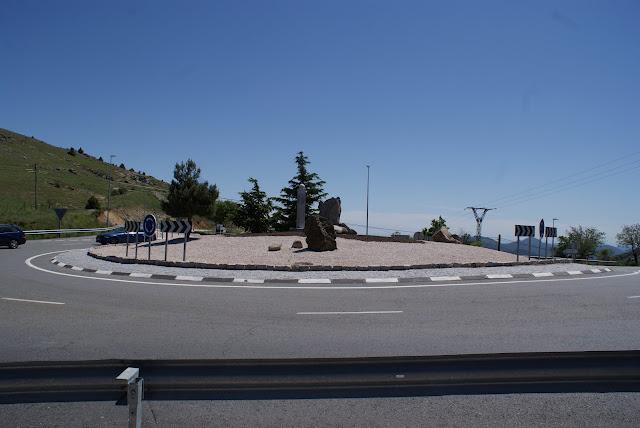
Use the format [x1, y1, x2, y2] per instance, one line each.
[0, 128, 168, 229]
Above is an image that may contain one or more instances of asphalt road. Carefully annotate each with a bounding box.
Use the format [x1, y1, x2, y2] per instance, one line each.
[1, 238, 639, 362]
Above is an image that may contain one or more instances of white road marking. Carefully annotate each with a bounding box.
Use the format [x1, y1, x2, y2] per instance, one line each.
[365, 278, 399, 283]
[298, 279, 331, 284]
[95, 270, 112, 275]
[175, 275, 203, 282]
[25, 251, 640, 290]
[628, 296, 640, 299]
[1, 297, 65, 305]
[297, 311, 403, 315]
[567, 271, 583, 275]
[604, 268, 612, 272]
[71, 266, 83, 271]
[486, 274, 513, 279]
[56, 262, 66, 267]
[591, 269, 602, 273]
[129, 272, 152, 278]
[233, 278, 265, 283]
[532, 272, 554, 277]
[430, 276, 461, 281]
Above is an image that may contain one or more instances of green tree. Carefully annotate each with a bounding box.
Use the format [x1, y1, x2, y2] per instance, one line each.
[555, 226, 605, 259]
[234, 178, 272, 233]
[422, 216, 447, 238]
[617, 224, 640, 266]
[214, 200, 240, 226]
[161, 159, 219, 221]
[85, 195, 101, 210]
[596, 248, 612, 261]
[272, 152, 327, 231]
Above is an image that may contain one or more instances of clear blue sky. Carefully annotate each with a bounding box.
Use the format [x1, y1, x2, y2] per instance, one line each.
[2, 0, 639, 243]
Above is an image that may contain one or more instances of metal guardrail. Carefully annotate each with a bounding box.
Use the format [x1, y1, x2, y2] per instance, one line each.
[24, 227, 117, 236]
[1, 351, 639, 404]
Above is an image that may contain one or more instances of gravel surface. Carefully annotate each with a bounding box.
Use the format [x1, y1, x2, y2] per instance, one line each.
[56, 248, 601, 280]
[91, 235, 524, 267]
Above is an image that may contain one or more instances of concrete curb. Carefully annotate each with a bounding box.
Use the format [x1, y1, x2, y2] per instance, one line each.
[50, 257, 614, 285]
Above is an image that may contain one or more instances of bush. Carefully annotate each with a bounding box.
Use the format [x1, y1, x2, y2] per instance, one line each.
[119, 163, 126, 169]
[467, 240, 482, 247]
[85, 196, 101, 210]
[67, 147, 76, 156]
[78, 147, 84, 154]
[98, 156, 103, 162]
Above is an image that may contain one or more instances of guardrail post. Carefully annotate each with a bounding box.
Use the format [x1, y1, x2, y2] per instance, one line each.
[497, 234, 501, 251]
[116, 367, 143, 428]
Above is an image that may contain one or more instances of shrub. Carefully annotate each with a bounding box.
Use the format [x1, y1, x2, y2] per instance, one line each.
[67, 147, 76, 156]
[78, 147, 84, 154]
[119, 163, 126, 169]
[85, 195, 101, 210]
[98, 156, 103, 162]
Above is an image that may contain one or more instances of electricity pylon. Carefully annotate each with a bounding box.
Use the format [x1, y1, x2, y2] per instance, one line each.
[466, 207, 495, 242]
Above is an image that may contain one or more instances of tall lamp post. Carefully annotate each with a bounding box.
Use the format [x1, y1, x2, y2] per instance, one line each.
[366, 165, 370, 238]
[106, 155, 116, 227]
[552, 218, 559, 260]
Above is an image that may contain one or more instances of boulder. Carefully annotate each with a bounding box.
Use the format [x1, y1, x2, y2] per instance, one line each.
[318, 197, 341, 225]
[291, 240, 303, 249]
[268, 243, 282, 251]
[431, 227, 462, 244]
[337, 223, 357, 234]
[413, 231, 425, 240]
[304, 215, 337, 251]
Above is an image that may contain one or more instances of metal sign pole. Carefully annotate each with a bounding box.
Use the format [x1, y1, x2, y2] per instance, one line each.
[147, 234, 151, 260]
[164, 229, 169, 261]
[545, 236, 548, 259]
[528, 237, 532, 260]
[538, 239, 541, 260]
[183, 231, 187, 261]
[134, 230, 138, 260]
[497, 234, 501, 251]
[126, 230, 129, 257]
[516, 236, 520, 262]
[551, 235, 556, 261]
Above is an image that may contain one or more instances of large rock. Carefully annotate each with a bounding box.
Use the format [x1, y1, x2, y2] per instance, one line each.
[431, 227, 462, 244]
[318, 197, 341, 225]
[413, 231, 425, 240]
[304, 216, 337, 251]
[334, 223, 357, 235]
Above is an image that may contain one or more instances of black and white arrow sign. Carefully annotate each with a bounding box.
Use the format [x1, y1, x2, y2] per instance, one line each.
[160, 219, 192, 234]
[124, 220, 140, 232]
[515, 225, 535, 237]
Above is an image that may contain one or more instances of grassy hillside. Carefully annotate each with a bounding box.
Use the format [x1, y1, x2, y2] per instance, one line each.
[0, 128, 168, 230]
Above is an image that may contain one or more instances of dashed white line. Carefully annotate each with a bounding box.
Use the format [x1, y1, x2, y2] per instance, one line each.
[590, 269, 602, 273]
[71, 266, 83, 271]
[628, 296, 640, 299]
[567, 271, 583, 275]
[175, 275, 203, 282]
[297, 310, 403, 315]
[233, 278, 265, 283]
[486, 274, 513, 279]
[430, 276, 461, 281]
[298, 278, 332, 284]
[95, 270, 112, 275]
[129, 272, 152, 278]
[365, 278, 399, 283]
[532, 272, 554, 278]
[1, 297, 65, 305]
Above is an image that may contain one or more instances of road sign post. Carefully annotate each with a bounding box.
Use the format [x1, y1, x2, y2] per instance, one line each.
[53, 208, 67, 238]
[160, 219, 192, 262]
[143, 214, 157, 261]
[125, 221, 140, 258]
[538, 219, 544, 260]
[515, 225, 535, 263]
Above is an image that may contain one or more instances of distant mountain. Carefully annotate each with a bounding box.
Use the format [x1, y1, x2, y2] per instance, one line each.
[479, 236, 625, 257]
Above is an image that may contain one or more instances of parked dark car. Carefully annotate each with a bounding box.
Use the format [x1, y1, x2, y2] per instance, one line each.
[96, 228, 156, 245]
[0, 224, 26, 249]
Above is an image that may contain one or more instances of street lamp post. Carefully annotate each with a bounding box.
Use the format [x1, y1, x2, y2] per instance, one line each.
[552, 218, 559, 260]
[106, 155, 115, 227]
[366, 165, 370, 238]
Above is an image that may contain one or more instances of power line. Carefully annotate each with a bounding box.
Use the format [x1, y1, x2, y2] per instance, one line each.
[484, 150, 640, 207]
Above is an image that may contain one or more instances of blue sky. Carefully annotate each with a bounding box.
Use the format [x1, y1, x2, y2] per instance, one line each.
[2, 0, 639, 243]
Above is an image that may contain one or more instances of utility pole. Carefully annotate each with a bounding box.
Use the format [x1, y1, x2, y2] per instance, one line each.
[34, 163, 37, 209]
[366, 165, 370, 238]
[106, 155, 115, 227]
[466, 207, 495, 242]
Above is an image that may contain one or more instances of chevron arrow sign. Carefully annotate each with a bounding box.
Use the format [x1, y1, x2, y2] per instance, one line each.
[160, 219, 192, 234]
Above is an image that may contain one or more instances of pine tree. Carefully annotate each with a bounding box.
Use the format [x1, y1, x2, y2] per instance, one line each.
[272, 151, 327, 231]
[161, 159, 219, 221]
[234, 178, 272, 233]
